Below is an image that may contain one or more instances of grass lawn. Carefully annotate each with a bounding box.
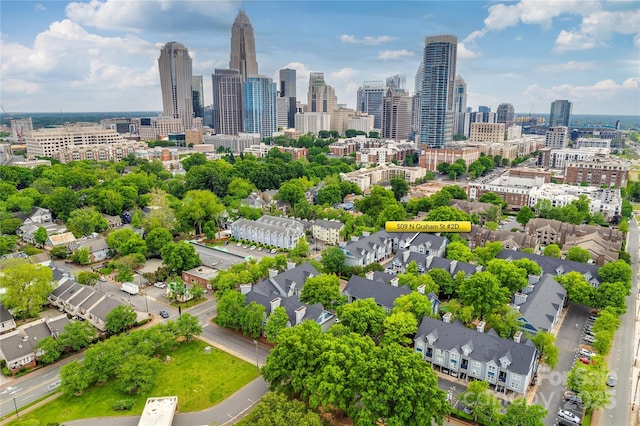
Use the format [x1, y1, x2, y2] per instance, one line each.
[8, 339, 258, 425]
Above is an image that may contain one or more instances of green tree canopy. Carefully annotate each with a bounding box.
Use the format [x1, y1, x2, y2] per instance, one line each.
[66, 207, 109, 238]
[105, 305, 137, 335]
[543, 243, 562, 258]
[457, 271, 510, 319]
[336, 298, 387, 337]
[0, 259, 54, 319]
[530, 331, 559, 369]
[300, 274, 343, 309]
[161, 241, 201, 274]
[320, 246, 346, 275]
[566, 246, 591, 263]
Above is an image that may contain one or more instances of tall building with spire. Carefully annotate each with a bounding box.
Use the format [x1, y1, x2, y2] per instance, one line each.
[212, 69, 244, 135]
[419, 35, 457, 148]
[230, 10, 258, 82]
[158, 41, 193, 131]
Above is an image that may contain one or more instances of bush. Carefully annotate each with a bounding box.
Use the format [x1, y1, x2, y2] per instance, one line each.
[112, 398, 135, 411]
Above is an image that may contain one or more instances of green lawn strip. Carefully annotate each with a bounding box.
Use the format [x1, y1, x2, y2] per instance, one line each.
[8, 339, 258, 425]
[583, 410, 592, 425]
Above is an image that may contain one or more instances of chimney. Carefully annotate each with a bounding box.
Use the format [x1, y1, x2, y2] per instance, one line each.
[443, 312, 452, 323]
[239, 284, 252, 295]
[403, 249, 410, 263]
[390, 277, 399, 287]
[268, 268, 278, 278]
[295, 306, 306, 325]
[417, 284, 426, 294]
[286, 261, 296, 271]
[528, 274, 541, 284]
[477, 321, 486, 333]
[514, 293, 527, 305]
[270, 297, 281, 311]
[513, 330, 523, 343]
[450, 260, 458, 274]
[365, 271, 374, 280]
[362, 231, 370, 237]
[521, 284, 534, 295]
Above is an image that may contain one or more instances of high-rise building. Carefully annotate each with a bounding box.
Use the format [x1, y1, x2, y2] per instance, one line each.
[230, 10, 258, 82]
[549, 100, 572, 127]
[496, 103, 515, 129]
[279, 68, 297, 128]
[452, 76, 467, 136]
[545, 126, 569, 149]
[386, 74, 406, 91]
[243, 75, 277, 139]
[414, 61, 424, 95]
[158, 41, 193, 131]
[382, 86, 412, 141]
[478, 106, 491, 113]
[357, 81, 385, 129]
[419, 35, 457, 149]
[212, 69, 244, 135]
[308, 73, 337, 115]
[192, 75, 204, 119]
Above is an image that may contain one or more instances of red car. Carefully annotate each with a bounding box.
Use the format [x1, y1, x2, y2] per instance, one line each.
[579, 357, 594, 365]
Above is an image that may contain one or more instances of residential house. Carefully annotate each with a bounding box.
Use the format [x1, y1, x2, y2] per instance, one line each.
[182, 266, 218, 290]
[86, 297, 124, 332]
[16, 207, 66, 245]
[561, 232, 620, 265]
[231, 215, 304, 249]
[28, 252, 52, 267]
[496, 249, 601, 287]
[388, 232, 448, 258]
[525, 218, 623, 246]
[67, 236, 110, 263]
[102, 214, 123, 230]
[390, 251, 480, 277]
[312, 219, 344, 245]
[0, 303, 16, 335]
[342, 275, 412, 313]
[449, 200, 498, 223]
[241, 262, 335, 332]
[461, 225, 539, 250]
[414, 315, 538, 395]
[341, 230, 394, 268]
[512, 274, 567, 335]
[46, 232, 76, 248]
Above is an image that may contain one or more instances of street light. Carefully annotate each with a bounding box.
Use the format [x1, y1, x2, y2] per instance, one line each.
[253, 339, 259, 372]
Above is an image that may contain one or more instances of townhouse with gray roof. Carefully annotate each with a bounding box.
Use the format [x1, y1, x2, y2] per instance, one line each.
[388, 232, 448, 257]
[342, 275, 412, 312]
[240, 262, 335, 332]
[414, 315, 538, 395]
[341, 230, 394, 268]
[0, 303, 16, 335]
[512, 274, 566, 335]
[231, 215, 304, 249]
[67, 235, 110, 263]
[312, 219, 344, 245]
[390, 251, 480, 277]
[496, 249, 601, 287]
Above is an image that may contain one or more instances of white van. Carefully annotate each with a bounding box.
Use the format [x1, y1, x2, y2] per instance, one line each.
[558, 409, 581, 424]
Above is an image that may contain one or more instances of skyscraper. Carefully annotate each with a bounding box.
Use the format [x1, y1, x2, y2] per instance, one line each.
[496, 103, 515, 129]
[419, 35, 457, 148]
[230, 10, 258, 82]
[308, 73, 337, 115]
[192, 75, 204, 119]
[549, 100, 572, 127]
[357, 81, 386, 129]
[212, 69, 244, 135]
[386, 74, 406, 91]
[244, 75, 277, 139]
[452, 76, 467, 136]
[382, 86, 412, 141]
[158, 41, 193, 131]
[279, 68, 297, 128]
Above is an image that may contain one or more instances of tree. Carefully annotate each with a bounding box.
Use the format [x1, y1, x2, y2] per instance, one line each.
[531, 331, 559, 369]
[181, 152, 207, 171]
[381, 311, 418, 346]
[487, 259, 528, 293]
[60, 359, 90, 396]
[567, 362, 610, 411]
[336, 298, 387, 337]
[512, 258, 542, 276]
[241, 301, 266, 338]
[397, 273, 438, 294]
[275, 180, 306, 206]
[144, 227, 173, 257]
[239, 392, 323, 426]
[428, 268, 456, 298]
[618, 218, 629, 233]
[95, 189, 125, 216]
[300, 274, 343, 309]
[566, 246, 591, 263]
[320, 246, 345, 275]
[473, 241, 503, 266]
[516, 206, 535, 226]
[50, 245, 69, 259]
[442, 185, 468, 200]
[457, 272, 510, 319]
[593, 281, 628, 313]
[500, 398, 547, 426]
[542, 244, 562, 258]
[0, 259, 53, 319]
[288, 237, 310, 259]
[161, 241, 201, 274]
[555, 272, 596, 306]
[216, 290, 246, 330]
[70, 247, 90, 265]
[44, 187, 79, 220]
[265, 306, 290, 342]
[392, 292, 434, 322]
[58, 320, 97, 352]
[117, 354, 159, 395]
[598, 260, 632, 287]
[445, 241, 475, 262]
[65, 207, 109, 237]
[34, 226, 48, 247]
[459, 380, 502, 424]
[390, 177, 409, 201]
[178, 189, 225, 235]
[175, 313, 202, 341]
[105, 305, 137, 335]
[190, 284, 205, 301]
[36, 336, 62, 365]
[478, 192, 507, 210]
[425, 206, 470, 222]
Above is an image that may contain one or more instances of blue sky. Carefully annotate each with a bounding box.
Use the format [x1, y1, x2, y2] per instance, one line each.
[1, 0, 639, 115]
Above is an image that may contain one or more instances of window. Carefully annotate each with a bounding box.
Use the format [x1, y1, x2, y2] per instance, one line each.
[486, 364, 497, 382]
[449, 352, 458, 370]
[470, 360, 481, 377]
[510, 374, 521, 390]
[425, 347, 433, 358]
[435, 348, 444, 365]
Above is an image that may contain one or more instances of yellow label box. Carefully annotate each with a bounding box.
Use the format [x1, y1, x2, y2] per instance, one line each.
[385, 221, 472, 233]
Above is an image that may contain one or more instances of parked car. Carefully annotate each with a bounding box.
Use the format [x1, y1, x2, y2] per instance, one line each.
[606, 375, 617, 387]
[462, 405, 473, 415]
[243, 245, 248, 249]
[583, 334, 596, 343]
[579, 349, 596, 358]
[154, 282, 166, 289]
[99, 276, 107, 282]
[236, 242, 242, 247]
[530, 374, 538, 386]
[270, 249, 277, 254]
[588, 314, 598, 321]
[159, 310, 170, 319]
[558, 409, 581, 424]
[564, 391, 583, 405]
[250, 246, 256, 251]
[578, 357, 594, 365]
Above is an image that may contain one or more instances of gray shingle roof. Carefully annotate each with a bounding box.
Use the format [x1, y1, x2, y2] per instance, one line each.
[313, 219, 345, 230]
[0, 303, 13, 323]
[88, 297, 123, 323]
[416, 316, 537, 375]
[343, 230, 392, 260]
[50, 278, 77, 298]
[496, 249, 600, 283]
[253, 263, 319, 298]
[0, 333, 35, 363]
[515, 274, 566, 332]
[343, 275, 411, 309]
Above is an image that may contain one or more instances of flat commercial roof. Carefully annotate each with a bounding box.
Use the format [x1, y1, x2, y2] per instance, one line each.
[138, 396, 178, 426]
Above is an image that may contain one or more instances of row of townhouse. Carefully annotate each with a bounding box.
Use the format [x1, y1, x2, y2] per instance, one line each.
[231, 216, 305, 249]
[0, 314, 69, 374]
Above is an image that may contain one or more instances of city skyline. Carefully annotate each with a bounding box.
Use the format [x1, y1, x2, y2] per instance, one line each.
[1, 0, 639, 115]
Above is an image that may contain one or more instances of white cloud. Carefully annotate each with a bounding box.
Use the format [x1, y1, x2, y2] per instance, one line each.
[35, 4, 47, 12]
[2, 79, 40, 94]
[554, 10, 640, 52]
[539, 60, 596, 72]
[524, 77, 640, 101]
[457, 43, 477, 59]
[377, 49, 414, 60]
[65, 0, 237, 33]
[330, 68, 360, 80]
[339, 34, 394, 45]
